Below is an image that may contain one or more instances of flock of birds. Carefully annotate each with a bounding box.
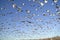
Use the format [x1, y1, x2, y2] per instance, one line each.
[0, 0, 60, 39]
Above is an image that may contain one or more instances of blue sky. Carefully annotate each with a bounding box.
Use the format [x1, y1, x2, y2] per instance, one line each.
[0, 0, 60, 40]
